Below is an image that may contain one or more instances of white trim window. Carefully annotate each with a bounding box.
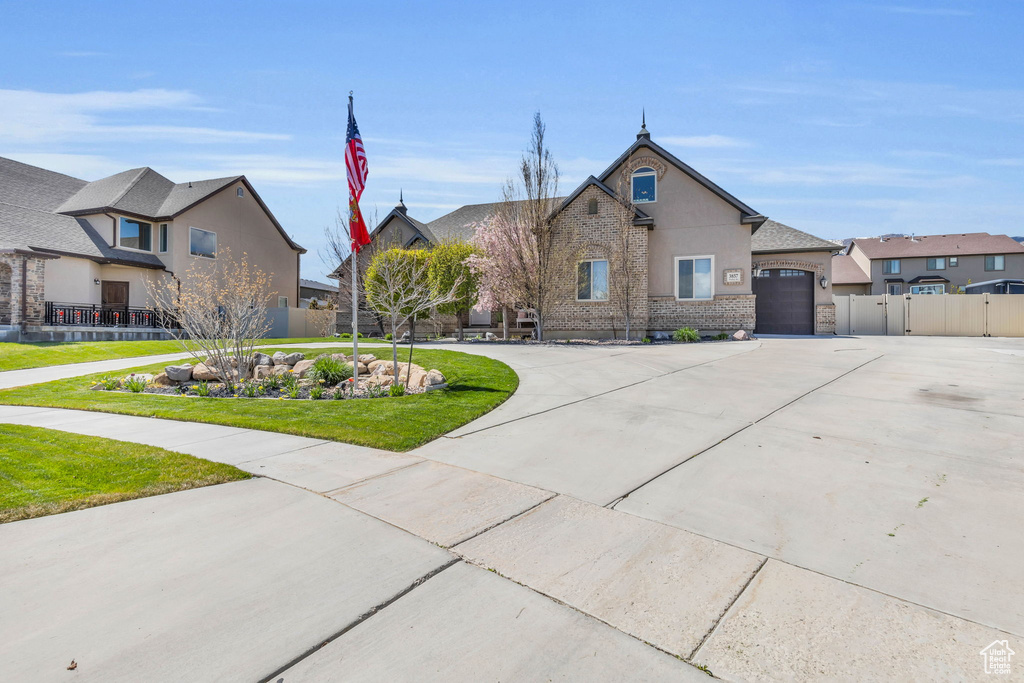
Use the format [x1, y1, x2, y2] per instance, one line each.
[576, 259, 609, 301]
[883, 259, 901, 274]
[910, 284, 945, 295]
[189, 227, 217, 259]
[278, 296, 289, 307]
[631, 167, 657, 204]
[675, 256, 714, 300]
[118, 217, 152, 252]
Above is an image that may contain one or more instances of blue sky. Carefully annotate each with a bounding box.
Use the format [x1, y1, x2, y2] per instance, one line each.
[2, 1, 1022, 281]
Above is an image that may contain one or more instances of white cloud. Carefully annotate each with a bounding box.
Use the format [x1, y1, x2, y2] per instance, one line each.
[724, 162, 978, 189]
[0, 88, 289, 145]
[861, 5, 973, 17]
[660, 135, 750, 148]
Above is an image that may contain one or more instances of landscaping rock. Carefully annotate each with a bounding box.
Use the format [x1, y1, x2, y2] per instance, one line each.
[652, 331, 672, 341]
[272, 351, 288, 365]
[486, 332, 497, 341]
[358, 354, 377, 364]
[424, 382, 448, 392]
[400, 369, 427, 388]
[292, 359, 316, 377]
[367, 359, 391, 374]
[164, 364, 194, 382]
[253, 352, 273, 367]
[331, 353, 349, 363]
[151, 372, 175, 387]
[346, 361, 369, 375]
[365, 375, 393, 387]
[732, 329, 750, 341]
[272, 364, 293, 376]
[283, 352, 305, 365]
[254, 365, 276, 380]
[192, 363, 220, 381]
[424, 369, 446, 386]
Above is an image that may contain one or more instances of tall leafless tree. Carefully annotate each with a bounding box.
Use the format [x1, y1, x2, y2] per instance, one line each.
[610, 173, 646, 339]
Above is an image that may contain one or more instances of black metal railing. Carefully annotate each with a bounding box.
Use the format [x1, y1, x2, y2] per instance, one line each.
[44, 302, 172, 328]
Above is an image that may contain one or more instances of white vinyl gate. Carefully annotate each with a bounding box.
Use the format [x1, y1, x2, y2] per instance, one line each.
[833, 294, 1024, 337]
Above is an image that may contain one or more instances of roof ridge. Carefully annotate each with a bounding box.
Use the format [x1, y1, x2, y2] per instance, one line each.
[0, 155, 86, 184]
[109, 167, 155, 206]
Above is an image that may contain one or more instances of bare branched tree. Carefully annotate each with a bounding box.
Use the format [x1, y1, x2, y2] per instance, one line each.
[610, 174, 645, 339]
[321, 206, 386, 336]
[364, 247, 464, 384]
[147, 248, 272, 381]
[307, 296, 339, 337]
[471, 112, 578, 341]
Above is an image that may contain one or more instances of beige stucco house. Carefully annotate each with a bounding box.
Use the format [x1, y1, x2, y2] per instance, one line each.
[337, 125, 839, 337]
[833, 233, 1024, 296]
[0, 157, 304, 341]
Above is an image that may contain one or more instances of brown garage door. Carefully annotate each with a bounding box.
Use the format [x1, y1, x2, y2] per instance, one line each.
[753, 269, 814, 335]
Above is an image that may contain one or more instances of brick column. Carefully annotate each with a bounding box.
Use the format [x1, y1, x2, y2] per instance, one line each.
[0, 252, 50, 327]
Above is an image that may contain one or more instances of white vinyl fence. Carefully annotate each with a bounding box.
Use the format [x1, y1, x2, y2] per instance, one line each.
[266, 307, 341, 338]
[833, 294, 1024, 337]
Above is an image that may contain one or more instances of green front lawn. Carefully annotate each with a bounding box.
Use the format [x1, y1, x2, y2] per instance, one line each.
[0, 347, 518, 452]
[0, 424, 250, 524]
[0, 337, 387, 372]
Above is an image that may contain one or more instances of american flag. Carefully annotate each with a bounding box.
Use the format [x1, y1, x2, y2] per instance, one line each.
[346, 95, 371, 251]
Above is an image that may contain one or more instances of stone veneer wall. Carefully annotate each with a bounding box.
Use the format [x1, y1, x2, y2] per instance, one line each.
[545, 185, 650, 336]
[815, 304, 836, 335]
[0, 254, 48, 326]
[648, 295, 756, 333]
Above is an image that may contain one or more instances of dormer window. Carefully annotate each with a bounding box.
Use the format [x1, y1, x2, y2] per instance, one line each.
[631, 167, 656, 203]
[118, 217, 152, 251]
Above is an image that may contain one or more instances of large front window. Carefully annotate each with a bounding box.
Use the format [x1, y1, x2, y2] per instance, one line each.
[118, 217, 152, 251]
[883, 259, 901, 274]
[676, 256, 713, 300]
[190, 227, 217, 259]
[986, 255, 1005, 271]
[577, 259, 609, 301]
[631, 167, 656, 203]
[911, 284, 945, 295]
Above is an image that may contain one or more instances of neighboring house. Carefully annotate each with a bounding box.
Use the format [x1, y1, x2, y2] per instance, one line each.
[834, 233, 1024, 296]
[299, 278, 339, 308]
[334, 123, 838, 336]
[0, 157, 304, 341]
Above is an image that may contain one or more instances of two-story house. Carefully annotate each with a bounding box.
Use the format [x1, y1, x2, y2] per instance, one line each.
[338, 124, 838, 336]
[0, 157, 305, 341]
[832, 233, 1024, 296]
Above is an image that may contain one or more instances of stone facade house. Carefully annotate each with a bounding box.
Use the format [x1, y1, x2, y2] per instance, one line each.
[335, 125, 838, 337]
[833, 233, 1024, 296]
[0, 157, 305, 341]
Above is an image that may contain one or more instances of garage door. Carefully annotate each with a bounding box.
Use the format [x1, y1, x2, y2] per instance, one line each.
[753, 269, 814, 335]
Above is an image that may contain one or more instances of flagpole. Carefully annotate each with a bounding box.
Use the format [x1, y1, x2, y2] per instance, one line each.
[351, 238, 359, 388]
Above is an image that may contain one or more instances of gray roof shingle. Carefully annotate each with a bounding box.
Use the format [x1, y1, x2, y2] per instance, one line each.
[751, 219, 839, 254]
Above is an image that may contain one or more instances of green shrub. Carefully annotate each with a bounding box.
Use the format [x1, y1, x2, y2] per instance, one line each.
[96, 376, 120, 390]
[332, 385, 347, 399]
[310, 385, 325, 400]
[123, 374, 148, 393]
[384, 332, 393, 341]
[367, 383, 387, 398]
[641, 337, 652, 345]
[713, 332, 729, 341]
[306, 356, 351, 386]
[192, 381, 211, 397]
[240, 381, 263, 398]
[287, 385, 300, 399]
[673, 327, 700, 343]
[388, 383, 406, 397]
[261, 374, 280, 391]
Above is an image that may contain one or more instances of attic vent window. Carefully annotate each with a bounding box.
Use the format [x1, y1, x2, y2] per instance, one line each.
[587, 198, 598, 215]
[236, 187, 244, 198]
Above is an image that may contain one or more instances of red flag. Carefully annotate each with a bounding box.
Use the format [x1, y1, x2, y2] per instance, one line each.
[346, 95, 371, 253]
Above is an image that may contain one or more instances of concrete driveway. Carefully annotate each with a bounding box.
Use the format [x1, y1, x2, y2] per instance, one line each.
[1, 335, 1022, 680]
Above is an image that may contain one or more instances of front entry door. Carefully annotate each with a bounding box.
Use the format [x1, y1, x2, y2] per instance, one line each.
[101, 281, 129, 309]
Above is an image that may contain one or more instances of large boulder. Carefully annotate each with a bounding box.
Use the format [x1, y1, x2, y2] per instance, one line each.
[151, 372, 175, 387]
[346, 361, 368, 375]
[400, 369, 428, 388]
[283, 352, 305, 365]
[331, 353, 349, 363]
[254, 365, 277, 380]
[357, 353, 377, 364]
[732, 329, 750, 341]
[253, 352, 273, 367]
[292, 359, 316, 377]
[424, 369, 446, 386]
[272, 351, 288, 365]
[365, 374, 393, 387]
[192, 363, 220, 381]
[164, 364, 193, 382]
[272, 364, 293, 376]
[367, 359, 391, 374]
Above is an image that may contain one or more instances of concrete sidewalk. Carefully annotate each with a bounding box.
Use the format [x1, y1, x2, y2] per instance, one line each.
[2, 335, 1023, 680]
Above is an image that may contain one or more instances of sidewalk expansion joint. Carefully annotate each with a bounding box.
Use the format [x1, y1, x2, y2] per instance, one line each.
[688, 557, 768, 662]
[449, 494, 558, 549]
[257, 558, 461, 683]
